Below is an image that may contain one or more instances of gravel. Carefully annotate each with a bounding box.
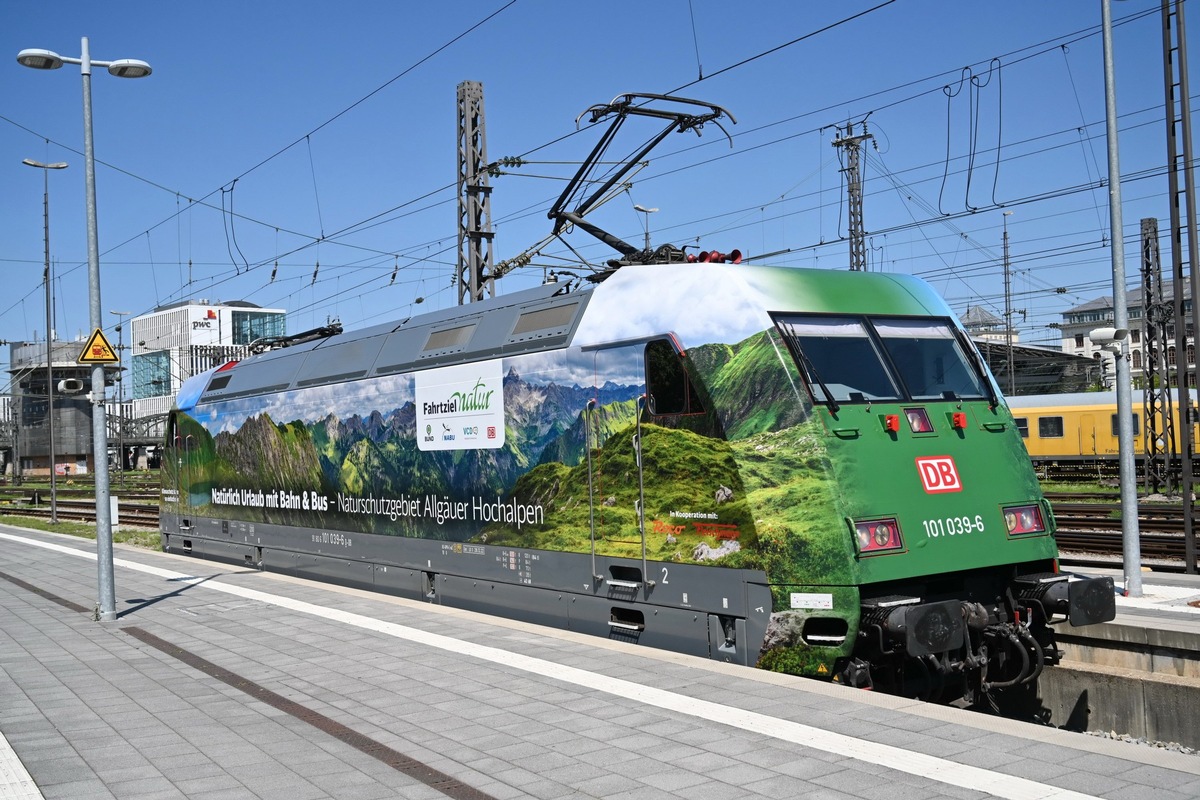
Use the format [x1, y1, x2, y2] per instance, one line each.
[1086, 729, 1197, 755]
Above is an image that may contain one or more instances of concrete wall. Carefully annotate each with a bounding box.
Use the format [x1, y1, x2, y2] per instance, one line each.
[1040, 663, 1200, 749]
[1043, 618, 1200, 748]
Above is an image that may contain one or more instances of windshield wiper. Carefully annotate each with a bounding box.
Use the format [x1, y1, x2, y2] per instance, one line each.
[796, 348, 841, 415]
[952, 328, 999, 407]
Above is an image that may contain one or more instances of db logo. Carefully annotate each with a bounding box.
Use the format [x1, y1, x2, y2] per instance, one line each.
[916, 456, 962, 493]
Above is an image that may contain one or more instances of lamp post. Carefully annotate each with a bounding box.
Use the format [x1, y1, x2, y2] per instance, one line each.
[111, 310, 131, 485]
[1100, 0, 1142, 597]
[634, 204, 658, 252]
[23, 158, 68, 524]
[18, 37, 152, 621]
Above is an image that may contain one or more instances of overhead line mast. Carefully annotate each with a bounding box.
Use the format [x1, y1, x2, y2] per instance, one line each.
[457, 80, 495, 304]
[832, 121, 874, 272]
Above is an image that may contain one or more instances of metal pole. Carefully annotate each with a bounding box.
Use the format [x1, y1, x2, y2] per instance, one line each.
[118, 321, 123, 483]
[18, 36, 150, 618]
[1003, 212, 1015, 394]
[78, 37, 117, 620]
[1103, 0, 1143, 597]
[44, 169, 57, 524]
[1171, 0, 1200, 573]
[36, 163, 65, 523]
[111, 310, 130, 487]
[22, 159, 67, 516]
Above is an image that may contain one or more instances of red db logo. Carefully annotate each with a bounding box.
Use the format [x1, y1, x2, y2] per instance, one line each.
[916, 456, 962, 493]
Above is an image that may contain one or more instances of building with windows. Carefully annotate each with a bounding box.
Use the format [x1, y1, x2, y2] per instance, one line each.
[961, 306, 1015, 345]
[3, 338, 118, 477]
[129, 300, 286, 439]
[1058, 283, 1193, 389]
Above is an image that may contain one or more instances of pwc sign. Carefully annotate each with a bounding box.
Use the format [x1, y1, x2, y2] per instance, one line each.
[915, 456, 962, 493]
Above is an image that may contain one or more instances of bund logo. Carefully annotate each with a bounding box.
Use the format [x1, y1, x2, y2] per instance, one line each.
[915, 456, 962, 493]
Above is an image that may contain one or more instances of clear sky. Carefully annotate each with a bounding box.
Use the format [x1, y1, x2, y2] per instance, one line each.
[0, 1, 1190, 354]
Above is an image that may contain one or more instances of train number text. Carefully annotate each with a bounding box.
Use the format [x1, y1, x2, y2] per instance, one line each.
[921, 515, 984, 538]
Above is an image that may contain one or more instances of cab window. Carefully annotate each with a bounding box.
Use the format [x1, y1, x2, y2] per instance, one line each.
[873, 319, 988, 401]
[644, 339, 703, 415]
[1014, 417, 1029, 438]
[774, 313, 988, 406]
[774, 316, 900, 402]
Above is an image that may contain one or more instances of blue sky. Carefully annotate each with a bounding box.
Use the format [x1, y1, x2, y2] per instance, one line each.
[0, 1, 1190, 355]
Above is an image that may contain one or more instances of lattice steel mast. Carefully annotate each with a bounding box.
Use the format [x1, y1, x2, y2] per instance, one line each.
[1141, 217, 1176, 494]
[1162, 0, 1199, 570]
[457, 80, 495, 304]
[832, 122, 873, 272]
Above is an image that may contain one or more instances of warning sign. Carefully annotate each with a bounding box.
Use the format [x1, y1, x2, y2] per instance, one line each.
[77, 328, 119, 364]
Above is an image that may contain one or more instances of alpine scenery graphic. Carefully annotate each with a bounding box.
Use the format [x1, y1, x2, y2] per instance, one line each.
[166, 325, 846, 579]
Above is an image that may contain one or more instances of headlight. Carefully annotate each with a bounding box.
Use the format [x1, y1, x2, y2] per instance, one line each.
[853, 517, 904, 555]
[1002, 503, 1046, 535]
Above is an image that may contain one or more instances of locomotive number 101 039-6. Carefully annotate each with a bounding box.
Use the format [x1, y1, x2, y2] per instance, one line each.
[921, 515, 985, 538]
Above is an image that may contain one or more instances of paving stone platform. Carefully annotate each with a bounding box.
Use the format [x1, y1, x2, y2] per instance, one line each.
[2, 524, 1198, 800]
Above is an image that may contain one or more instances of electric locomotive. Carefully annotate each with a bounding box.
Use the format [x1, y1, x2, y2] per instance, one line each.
[161, 261, 1115, 712]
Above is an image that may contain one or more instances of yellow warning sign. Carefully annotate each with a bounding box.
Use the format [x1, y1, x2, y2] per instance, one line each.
[816, 663, 829, 676]
[77, 328, 119, 364]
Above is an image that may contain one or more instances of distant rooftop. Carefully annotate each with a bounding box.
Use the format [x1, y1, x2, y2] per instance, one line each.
[151, 299, 266, 313]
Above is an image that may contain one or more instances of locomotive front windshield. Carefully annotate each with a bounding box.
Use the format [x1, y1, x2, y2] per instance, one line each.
[775, 315, 989, 404]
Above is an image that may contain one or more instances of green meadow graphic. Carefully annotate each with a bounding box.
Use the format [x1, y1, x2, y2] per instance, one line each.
[166, 328, 846, 580]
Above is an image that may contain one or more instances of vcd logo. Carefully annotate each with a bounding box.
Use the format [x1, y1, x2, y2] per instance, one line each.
[915, 456, 962, 493]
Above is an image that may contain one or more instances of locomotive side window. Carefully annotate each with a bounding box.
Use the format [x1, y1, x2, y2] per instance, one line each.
[774, 316, 900, 403]
[1038, 416, 1064, 438]
[1014, 417, 1029, 438]
[1110, 413, 1140, 436]
[644, 339, 703, 415]
[873, 319, 988, 401]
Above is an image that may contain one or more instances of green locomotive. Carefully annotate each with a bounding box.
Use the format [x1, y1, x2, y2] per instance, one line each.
[162, 261, 1114, 711]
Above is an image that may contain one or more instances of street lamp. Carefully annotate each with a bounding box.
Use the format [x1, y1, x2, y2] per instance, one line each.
[633, 204, 658, 252]
[18, 37, 152, 621]
[23, 158, 68, 524]
[1100, 0, 1141, 597]
[111, 310, 131, 485]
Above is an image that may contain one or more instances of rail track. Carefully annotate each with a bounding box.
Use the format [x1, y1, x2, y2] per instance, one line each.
[1046, 499, 1200, 572]
[1, 488, 1196, 571]
[0, 497, 160, 529]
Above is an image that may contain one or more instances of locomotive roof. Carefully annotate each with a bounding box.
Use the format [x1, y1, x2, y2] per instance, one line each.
[186, 279, 592, 406]
[181, 263, 957, 408]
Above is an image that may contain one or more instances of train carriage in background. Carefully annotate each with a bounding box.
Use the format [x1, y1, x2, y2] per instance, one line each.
[1007, 391, 1200, 472]
[161, 262, 1114, 714]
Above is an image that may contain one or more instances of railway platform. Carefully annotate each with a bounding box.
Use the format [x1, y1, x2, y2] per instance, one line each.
[1, 524, 1199, 800]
